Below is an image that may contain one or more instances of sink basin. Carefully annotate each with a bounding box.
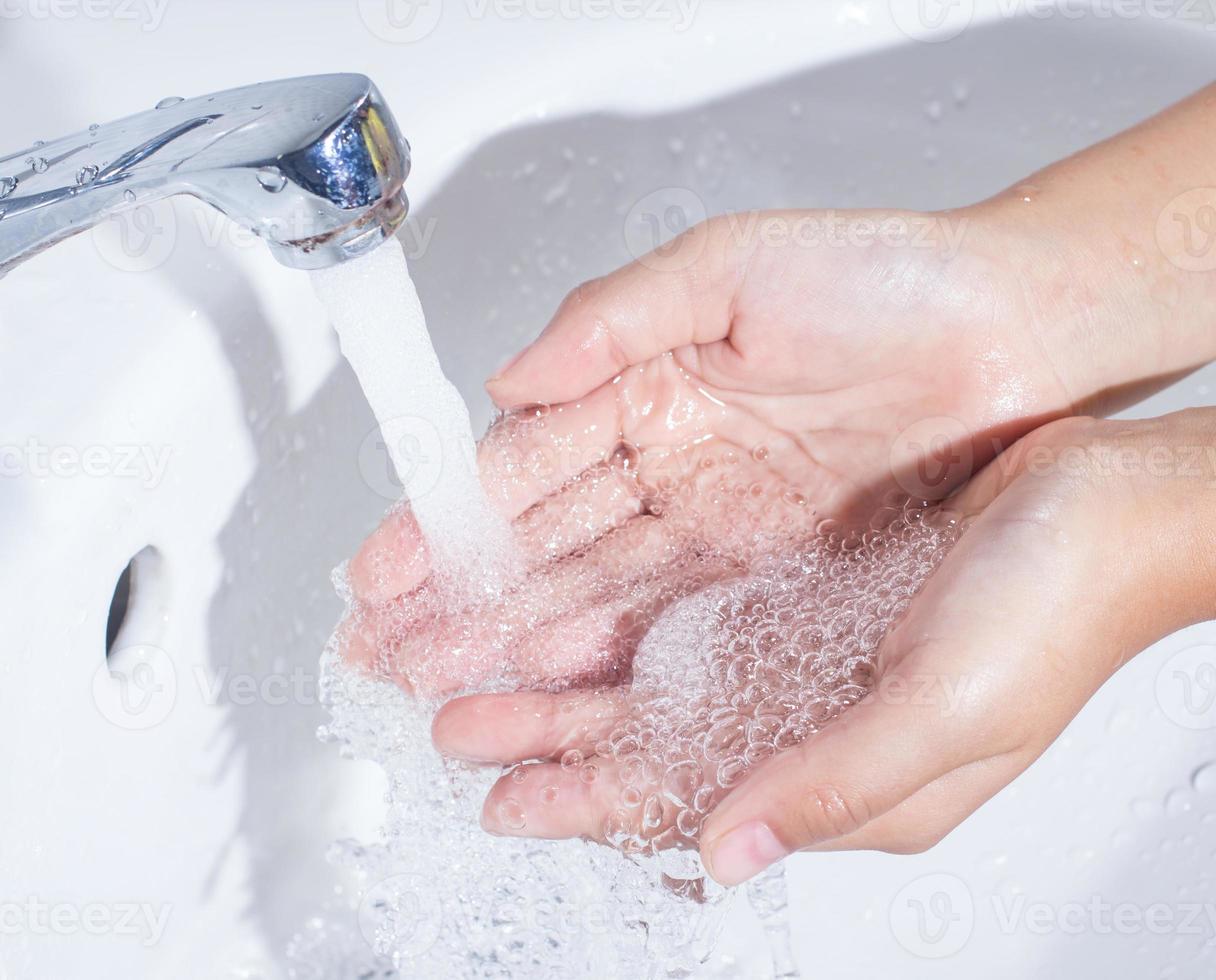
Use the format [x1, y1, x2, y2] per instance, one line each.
[2, 4, 1215, 977]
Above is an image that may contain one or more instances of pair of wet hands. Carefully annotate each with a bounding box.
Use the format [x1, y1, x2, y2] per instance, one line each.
[337, 210, 1216, 886]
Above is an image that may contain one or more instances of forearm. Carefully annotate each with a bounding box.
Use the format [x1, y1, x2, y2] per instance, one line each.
[974, 84, 1216, 412]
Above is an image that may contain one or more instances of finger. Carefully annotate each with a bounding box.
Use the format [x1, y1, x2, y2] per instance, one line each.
[386, 514, 694, 696]
[511, 460, 643, 564]
[799, 752, 1026, 854]
[348, 502, 429, 603]
[334, 608, 416, 695]
[949, 416, 1099, 517]
[699, 692, 972, 887]
[481, 759, 626, 841]
[350, 388, 630, 605]
[479, 384, 627, 519]
[486, 216, 751, 409]
[432, 689, 628, 764]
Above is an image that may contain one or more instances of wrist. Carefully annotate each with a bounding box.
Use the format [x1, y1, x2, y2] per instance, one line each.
[965, 194, 1178, 414]
[1097, 409, 1216, 634]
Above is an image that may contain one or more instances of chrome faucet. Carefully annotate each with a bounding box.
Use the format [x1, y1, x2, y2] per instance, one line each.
[0, 73, 410, 275]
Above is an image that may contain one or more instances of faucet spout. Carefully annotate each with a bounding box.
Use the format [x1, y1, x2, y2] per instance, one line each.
[0, 73, 411, 274]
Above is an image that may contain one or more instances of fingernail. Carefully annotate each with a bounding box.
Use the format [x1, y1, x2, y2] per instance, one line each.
[706, 820, 789, 886]
[488, 346, 527, 384]
[481, 797, 526, 837]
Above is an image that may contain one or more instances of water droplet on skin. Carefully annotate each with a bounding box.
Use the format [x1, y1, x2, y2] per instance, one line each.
[76, 165, 99, 186]
[540, 785, 559, 804]
[1014, 182, 1039, 205]
[560, 749, 583, 772]
[610, 441, 641, 475]
[579, 763, 599, 784]
[496, 798, 526, 830]
[0, 176, 16, 199]
[256, 166, 288, 193]
[510, 767, 528, 784]
[155, 96, 184, 110]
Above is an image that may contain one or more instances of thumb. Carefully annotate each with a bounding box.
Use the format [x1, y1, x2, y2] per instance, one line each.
[486, 216, 750, 409]
[699, 693, 966, 886]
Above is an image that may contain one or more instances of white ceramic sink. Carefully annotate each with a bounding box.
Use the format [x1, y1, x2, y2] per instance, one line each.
[2, 3, 1215, 977]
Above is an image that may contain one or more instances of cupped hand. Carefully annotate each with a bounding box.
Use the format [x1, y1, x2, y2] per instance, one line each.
[433, 409, 1216, 884]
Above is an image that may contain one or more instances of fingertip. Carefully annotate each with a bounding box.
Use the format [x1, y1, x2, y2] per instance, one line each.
[700, 819, 789, 888]
[430, 696, 490, 762]
[349, 505, 429, 603]
[484, 372, 527, 411]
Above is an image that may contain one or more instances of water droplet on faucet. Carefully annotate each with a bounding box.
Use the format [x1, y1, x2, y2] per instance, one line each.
[155, 96, 184, 110]
[26, 157, 48, 174]
[88, 123, 100, 136]
[76, 165, 99, 186]
[0, 176, 16, 199]
[256, 166, 288, 193]
[122, 188, 137, 204]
